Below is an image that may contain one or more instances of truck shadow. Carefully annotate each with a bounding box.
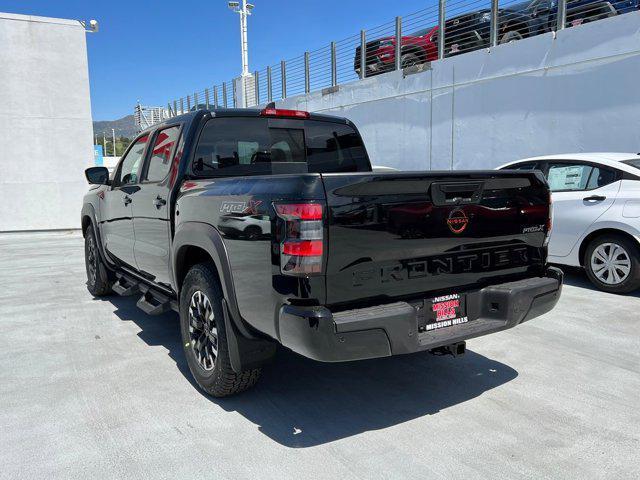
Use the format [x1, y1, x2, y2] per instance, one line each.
[101, 295, 518, 448]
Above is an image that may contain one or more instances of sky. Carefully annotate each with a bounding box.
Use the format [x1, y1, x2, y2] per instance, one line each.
[0, 0, 433, 121]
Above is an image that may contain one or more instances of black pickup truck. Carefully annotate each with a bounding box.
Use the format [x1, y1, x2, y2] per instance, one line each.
[82, 107, 562, 397]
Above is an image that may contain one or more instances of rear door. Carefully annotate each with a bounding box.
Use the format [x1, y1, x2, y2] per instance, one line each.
[101, 134, 148, 267]
[322, 171, 551, 307]
[543, 161, 621, 257]
[132, 125, 181, 286]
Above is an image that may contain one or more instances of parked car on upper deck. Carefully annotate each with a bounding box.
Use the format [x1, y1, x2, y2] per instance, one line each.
[445, 0, 617, 55]
[611, 0, 640, 14]
[354, 26, 438, 77]
[499, 153, 640, 293]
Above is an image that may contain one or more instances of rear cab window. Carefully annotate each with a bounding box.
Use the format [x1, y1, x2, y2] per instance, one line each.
[192, 117, 370, 177]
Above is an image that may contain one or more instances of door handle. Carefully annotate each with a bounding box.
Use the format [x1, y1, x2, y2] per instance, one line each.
[123, 195, 132, 206]
[153, 196, 167, 208]
[583, 195, 606, 202]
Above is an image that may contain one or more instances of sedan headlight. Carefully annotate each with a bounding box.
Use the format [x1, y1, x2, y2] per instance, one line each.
[480, 12, 492, 22]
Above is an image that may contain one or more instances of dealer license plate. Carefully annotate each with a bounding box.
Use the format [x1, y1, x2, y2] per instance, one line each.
[424, 293, 468, 331]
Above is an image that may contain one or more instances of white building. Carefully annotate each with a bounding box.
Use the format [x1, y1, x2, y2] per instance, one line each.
[0, 12, 93, 231]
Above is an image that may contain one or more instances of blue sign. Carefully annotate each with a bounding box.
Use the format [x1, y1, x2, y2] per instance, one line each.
[94, 145, 104, 166]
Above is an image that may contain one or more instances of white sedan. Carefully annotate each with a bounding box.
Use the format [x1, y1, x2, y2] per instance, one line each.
[499, 153, 640, 293]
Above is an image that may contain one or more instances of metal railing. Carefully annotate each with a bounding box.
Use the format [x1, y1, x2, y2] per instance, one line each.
[164, 0, 631, 118]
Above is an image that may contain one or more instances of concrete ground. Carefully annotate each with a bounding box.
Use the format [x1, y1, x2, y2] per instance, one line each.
[0, 231, 638, 480]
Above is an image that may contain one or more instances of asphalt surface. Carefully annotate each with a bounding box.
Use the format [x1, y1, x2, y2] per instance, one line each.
[0, 231, 638, 480]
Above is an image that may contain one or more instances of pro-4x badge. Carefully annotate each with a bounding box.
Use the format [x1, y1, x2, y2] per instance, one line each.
[447, 208, 469, 234]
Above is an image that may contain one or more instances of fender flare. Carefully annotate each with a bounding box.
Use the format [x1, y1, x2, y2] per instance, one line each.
[172, 221, 276, 372]
[172, 221, 254, 339]
[81, 203, 113, 268]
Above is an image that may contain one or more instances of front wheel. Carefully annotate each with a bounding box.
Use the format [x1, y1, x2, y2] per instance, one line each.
[584, 234, 640, 294]
[179, 263, 262, 397]
[84, 226, 112, 296]
[400, 52, 421, 69]
[500, 30, 523, 44]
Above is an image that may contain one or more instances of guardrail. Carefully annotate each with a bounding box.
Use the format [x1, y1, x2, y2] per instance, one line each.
[165, 0, 635, 117]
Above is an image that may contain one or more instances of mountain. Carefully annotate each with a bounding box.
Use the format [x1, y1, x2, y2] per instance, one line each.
[93, 115, 138, 139]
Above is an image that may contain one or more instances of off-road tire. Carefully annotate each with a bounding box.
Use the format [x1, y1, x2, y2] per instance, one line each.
[500, 30, 523, 44]
[584, 234, 640, 294]
[179, 263, 261, 397]
[84, 226, 112, 296]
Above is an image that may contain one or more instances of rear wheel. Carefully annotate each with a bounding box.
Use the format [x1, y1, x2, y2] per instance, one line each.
[84, 226, 112, 296]
[179, 263, 261, 397]
[584, 234, 640, 294]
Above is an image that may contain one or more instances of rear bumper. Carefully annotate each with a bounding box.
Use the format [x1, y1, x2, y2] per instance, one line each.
[278, 267, 563, 362]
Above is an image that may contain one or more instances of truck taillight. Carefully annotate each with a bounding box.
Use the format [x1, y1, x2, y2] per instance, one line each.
[275, 203, 324, 275]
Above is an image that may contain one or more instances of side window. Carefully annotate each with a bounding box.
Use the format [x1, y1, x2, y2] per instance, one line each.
[115, 135, 148, 186]
[547, 163, 593, 191]
[145, 126, 180, 182]
[587, 166, 617, 189]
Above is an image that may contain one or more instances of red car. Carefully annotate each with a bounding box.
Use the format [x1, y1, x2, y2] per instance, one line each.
[354, 26, 438, 77]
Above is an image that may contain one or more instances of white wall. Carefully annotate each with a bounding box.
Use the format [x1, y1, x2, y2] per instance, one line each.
[0, 12, 93, 231]
[277, 13, 640, 171]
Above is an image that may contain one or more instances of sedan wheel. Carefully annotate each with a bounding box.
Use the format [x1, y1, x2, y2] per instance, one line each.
[590, 242, 631, 285]
[584, 235, 640, 294]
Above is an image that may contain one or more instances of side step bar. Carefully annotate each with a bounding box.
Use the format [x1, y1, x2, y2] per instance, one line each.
[112, 275, 140, 296]
[136, 290, 174, 316]
[112, 273, 177, 315]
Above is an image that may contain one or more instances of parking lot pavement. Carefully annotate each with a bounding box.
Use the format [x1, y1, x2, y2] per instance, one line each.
[0, 231, 638, 479]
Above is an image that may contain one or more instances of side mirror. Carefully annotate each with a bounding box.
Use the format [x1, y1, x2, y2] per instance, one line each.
[85, 166, 110, 185]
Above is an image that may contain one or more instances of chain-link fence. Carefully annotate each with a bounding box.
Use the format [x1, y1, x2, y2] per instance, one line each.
[164, 0, 635, 118]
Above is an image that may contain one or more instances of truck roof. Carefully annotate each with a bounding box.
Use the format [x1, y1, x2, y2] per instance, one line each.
[141, 107, 352, 134]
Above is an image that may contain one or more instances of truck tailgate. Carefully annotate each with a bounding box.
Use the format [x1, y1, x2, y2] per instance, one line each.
[321, 171, 551, 308]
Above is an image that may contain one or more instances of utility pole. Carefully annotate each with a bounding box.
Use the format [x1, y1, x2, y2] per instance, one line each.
[112, 128, 116, 157]
[228, 1, 254, 77]
[103, 133, 106, 156]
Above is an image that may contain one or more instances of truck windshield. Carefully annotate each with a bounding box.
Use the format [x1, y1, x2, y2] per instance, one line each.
[192, 117, 370, 177]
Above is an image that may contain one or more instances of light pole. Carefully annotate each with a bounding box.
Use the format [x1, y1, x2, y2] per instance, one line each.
[112, 129, 116, 157]
[228, 1, 254, 77]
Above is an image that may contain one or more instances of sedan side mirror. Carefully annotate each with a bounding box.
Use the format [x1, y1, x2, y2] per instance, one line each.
[85, 166, 110, 185]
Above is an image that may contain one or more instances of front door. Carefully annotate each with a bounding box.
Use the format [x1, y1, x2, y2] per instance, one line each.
[132, 125, 181, 286]
[545, 161, 621, 258]
[100, 134, 149, 268]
